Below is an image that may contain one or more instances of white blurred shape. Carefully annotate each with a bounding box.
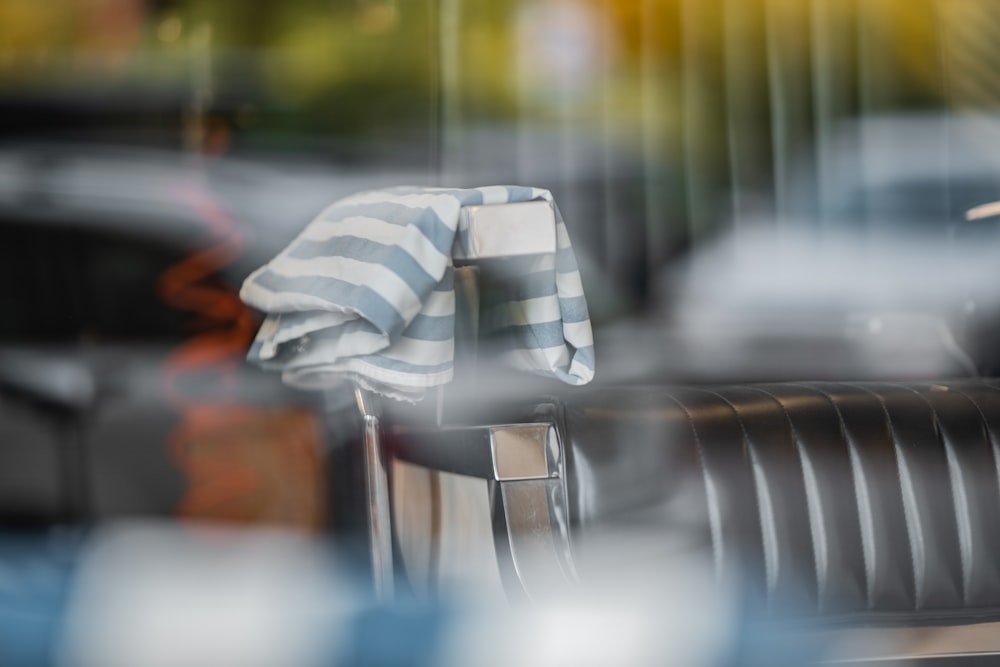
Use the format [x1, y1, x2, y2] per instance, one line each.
[665, 223, 1000, 379]
[516, 0, 604, 106]
[438, 528, 730, 667]
[57, 522, 355, 667]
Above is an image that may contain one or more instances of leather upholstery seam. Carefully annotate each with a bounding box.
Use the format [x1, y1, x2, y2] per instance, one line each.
[693, 388, 777, 599]
[888, 382, 971, 608]
[660, 392, 726, 580]
[841, 382, 921, 611]
[750, 386, 826, 614]
[790, 382, 875, 611]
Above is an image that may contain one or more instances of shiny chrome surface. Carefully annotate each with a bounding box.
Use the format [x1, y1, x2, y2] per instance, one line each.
[452, 265, 481, 380]
[392, 462, 509, 600]
[455, 200, 557, 259]
[390, 422, 560, 483]
[390, 418, 576, 599]
[490, 424, 557, 481]
[356, 387, 394, 599]
[494, 478, 578, 600]
[370, 201, 568, 600]
[818, 621, 1000, 663]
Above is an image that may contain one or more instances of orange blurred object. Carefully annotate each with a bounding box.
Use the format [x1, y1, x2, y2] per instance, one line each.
[158, 181, 326, 532]
[170, 406, 326, 531]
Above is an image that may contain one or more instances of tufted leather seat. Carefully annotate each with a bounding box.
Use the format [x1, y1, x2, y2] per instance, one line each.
[563, 379, 1000, 625]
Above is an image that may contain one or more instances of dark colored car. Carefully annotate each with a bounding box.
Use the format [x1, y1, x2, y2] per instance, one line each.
[0, 144, 363, 528]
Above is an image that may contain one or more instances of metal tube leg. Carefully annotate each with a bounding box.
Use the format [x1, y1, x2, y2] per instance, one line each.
[357, 388, 394, 599]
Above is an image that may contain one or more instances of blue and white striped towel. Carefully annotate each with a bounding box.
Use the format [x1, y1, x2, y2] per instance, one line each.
[239, 185, 595, 401]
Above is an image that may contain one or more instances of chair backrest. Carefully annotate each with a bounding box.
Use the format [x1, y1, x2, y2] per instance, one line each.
[350, 198, 567, 599]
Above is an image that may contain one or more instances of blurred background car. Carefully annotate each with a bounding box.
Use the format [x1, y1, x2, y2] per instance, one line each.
[0, 144, 336, 527]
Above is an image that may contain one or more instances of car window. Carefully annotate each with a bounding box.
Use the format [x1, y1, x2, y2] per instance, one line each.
[0, 220, 200, 343]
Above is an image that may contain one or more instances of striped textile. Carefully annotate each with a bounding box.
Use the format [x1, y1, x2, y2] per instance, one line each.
[239, 185, 595, 401]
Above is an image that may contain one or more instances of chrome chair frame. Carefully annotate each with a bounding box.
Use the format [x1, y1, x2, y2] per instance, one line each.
[349, 199, 578, 601]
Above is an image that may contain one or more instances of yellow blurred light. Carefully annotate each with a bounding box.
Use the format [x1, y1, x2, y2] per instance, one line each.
[157, 15, 184, 43]
[355, 2, 399, 36]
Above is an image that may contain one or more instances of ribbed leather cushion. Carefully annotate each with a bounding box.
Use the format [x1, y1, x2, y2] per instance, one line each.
[563, 380, 1000, 623]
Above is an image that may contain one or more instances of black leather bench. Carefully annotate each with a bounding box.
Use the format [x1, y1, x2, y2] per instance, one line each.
[383, 378, 1000, 644]
[564, 379, 1000, 627]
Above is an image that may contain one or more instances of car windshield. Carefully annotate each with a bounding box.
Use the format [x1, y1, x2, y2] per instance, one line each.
[3, 1, 1000, 665]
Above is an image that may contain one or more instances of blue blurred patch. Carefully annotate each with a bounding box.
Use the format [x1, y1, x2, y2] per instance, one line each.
[333, 598, 452, 667]
[0, 533, 77, 667]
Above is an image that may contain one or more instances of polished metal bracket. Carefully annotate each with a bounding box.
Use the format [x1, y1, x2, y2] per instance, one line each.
[490, 423, 560, 481]
[350, 199, 567, 601]
[454, 200, 557, 260]
[390, 417, 577, 600]
[354, 387, 394, 600]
